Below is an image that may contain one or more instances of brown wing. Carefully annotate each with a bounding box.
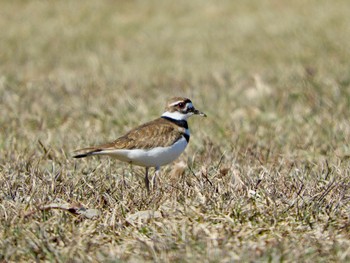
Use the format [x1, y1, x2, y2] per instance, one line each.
[75, 118, 184, 154]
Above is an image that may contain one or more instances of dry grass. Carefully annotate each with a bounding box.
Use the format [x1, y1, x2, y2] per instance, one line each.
[1, 0, 350, 262]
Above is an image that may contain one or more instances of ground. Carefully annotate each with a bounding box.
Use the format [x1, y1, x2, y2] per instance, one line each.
[1, 0, 350, 262]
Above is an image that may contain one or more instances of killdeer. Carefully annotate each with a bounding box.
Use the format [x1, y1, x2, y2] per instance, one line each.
[73, 97, 206, 191]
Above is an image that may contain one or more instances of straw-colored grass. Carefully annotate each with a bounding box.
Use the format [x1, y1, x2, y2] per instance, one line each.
[1, 0, 350, 262]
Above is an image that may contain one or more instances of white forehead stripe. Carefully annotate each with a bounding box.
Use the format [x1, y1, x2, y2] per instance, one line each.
[169, 100, 192, 107]
[169, 100, 185, 106]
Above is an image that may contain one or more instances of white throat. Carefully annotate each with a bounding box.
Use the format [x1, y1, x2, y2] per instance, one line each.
[161, 111, 192, 121]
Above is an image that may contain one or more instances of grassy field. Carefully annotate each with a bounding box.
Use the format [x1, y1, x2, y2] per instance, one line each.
[1, 0, 350, 261]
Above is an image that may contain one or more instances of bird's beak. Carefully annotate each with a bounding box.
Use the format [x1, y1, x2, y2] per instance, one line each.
[193, 109, 207, 117]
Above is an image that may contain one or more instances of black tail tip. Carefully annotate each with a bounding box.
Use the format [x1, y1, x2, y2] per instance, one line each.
[73, 153, 89, 158]
[73, 149, 101, 159]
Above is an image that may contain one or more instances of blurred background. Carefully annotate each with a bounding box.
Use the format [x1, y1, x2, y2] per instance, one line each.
[1, 0, 349, 158]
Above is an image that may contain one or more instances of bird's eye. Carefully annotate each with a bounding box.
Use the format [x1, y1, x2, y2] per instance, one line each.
[178, 102, 185, 108]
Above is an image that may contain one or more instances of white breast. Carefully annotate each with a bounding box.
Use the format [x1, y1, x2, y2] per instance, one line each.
[101, 136, 188, 167]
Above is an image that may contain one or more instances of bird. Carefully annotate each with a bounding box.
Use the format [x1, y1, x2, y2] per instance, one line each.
[73, 97, 206, 192]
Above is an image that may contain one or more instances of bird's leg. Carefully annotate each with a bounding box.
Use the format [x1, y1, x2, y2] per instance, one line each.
[152, 167, 160, 190]
[144, 167, 150, 193]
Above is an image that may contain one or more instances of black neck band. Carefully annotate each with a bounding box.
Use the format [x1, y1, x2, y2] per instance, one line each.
[161, 116, 188, 129]
[183, 133, 190, 143]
